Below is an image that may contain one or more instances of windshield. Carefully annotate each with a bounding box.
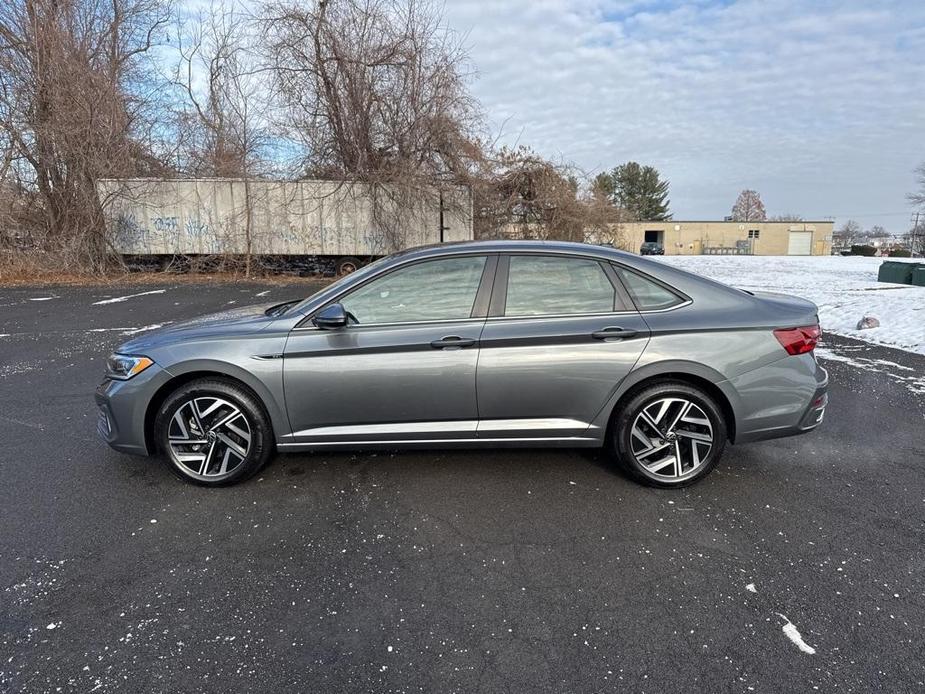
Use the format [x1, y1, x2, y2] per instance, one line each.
[290, 255, 394, 314]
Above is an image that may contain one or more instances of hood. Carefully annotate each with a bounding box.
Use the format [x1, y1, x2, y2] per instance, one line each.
[117, 302, 285, 353]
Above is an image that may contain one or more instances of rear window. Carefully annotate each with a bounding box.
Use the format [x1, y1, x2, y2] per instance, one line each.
[614, 267, 685, 311]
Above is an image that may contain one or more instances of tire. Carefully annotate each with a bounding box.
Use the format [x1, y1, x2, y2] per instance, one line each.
[336, 256, 361, 275]
[154, 378, 274, 486]
[611, 382, 727, 488]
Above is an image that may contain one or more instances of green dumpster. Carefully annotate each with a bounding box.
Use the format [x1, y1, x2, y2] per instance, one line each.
[912, 267, 925, 287]
[878, 261, 916, 284]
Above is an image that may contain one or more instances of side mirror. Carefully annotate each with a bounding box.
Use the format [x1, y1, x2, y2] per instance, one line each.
[313, 303, 348, 330]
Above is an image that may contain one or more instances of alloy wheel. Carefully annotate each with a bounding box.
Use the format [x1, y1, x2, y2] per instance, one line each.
[629, 397, 714, 480]
[166, 396, 252, 480]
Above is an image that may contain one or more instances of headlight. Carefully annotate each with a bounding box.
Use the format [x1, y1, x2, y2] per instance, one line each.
[106, 354, 154, 380]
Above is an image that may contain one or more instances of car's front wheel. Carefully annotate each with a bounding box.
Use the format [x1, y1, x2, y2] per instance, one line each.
[612, 382, 727, 488]
[154, 378, 273, 486]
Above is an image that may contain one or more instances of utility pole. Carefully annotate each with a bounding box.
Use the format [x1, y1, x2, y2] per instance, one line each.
[912, 212, 921, 256]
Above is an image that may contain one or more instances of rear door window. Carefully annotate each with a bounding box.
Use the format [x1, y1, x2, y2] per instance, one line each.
[504, 255, 623, 316]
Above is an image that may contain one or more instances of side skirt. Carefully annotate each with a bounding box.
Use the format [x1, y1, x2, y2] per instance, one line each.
[276, 436, 602, 452]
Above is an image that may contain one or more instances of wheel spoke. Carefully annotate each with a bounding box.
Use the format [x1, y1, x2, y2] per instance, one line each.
[215, 431, 247, 458]
[636, 440, 671, 459]
[644, 455, 676, 473]
[675, 429, 712, 443]
[219, 447, 233, 474]
[208, 404, 238, 428]
[666, 401, 692, 435]
[199, 440, 217, 475]
[223, 418, 250, 443]
[639, 411, 664, 436]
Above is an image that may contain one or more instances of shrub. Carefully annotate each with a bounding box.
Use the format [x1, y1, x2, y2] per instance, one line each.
[850, 244, 878, 256]
[889, 249, 912, 257]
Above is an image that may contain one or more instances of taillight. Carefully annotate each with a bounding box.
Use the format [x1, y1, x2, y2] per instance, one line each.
[773, 325, 820, 355]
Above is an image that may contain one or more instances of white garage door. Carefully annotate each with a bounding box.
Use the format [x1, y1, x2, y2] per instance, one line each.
[788, 231, 813, 255]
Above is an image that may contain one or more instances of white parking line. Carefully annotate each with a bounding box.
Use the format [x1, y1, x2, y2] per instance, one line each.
[92, 290, 166, 305]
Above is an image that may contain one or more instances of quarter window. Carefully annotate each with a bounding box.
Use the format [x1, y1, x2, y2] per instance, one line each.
[340, 256, 487, 325]
[615, 267, 684, 311]
[504, 255, 619, 316]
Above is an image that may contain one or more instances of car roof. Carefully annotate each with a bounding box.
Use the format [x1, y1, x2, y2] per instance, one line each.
[393, 239, 638, 262]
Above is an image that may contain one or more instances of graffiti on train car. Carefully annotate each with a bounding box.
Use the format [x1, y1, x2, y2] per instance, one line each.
[98, 179, 474, 255]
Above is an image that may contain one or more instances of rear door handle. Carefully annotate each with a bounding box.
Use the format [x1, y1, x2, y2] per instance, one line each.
[592, 327, 639, 340]
[430, 335, 476, 350]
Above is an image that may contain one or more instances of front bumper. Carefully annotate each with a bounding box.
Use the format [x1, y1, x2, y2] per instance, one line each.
[95, 363, 171, 456]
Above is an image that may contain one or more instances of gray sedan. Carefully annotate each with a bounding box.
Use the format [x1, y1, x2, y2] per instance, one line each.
[96, 241, 828, 488]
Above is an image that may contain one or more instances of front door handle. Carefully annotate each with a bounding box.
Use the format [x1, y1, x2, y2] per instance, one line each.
[592, 327, 639, 340]
[430, 336, 476, 350]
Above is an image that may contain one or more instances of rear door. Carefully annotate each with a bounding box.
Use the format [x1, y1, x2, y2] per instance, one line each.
[475, 253, 650, 440]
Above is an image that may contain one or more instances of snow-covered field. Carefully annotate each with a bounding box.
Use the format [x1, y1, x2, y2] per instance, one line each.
[656, 255, 925, 355]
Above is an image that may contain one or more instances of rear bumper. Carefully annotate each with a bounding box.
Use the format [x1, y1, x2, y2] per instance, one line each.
[730, 354, 828, 444]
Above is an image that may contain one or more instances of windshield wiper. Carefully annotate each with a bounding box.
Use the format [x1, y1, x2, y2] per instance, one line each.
[265, 299, 301, 317]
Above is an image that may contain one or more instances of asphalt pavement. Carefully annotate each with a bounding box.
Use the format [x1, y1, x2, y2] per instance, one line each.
[1, 281, 923, 693]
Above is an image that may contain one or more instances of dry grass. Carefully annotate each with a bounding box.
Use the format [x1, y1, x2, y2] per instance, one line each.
[0, 253, 334, 287]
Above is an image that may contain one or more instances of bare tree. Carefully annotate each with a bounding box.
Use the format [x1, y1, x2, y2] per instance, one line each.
[768, 213, 803, 222]
[471, 146, 623, 243]
[262, 0, 482, 250]
[0, 0, 170, 272]
[730, 189, 766, 222]
[173, 1, 274, 276]
[908, 161, 925, 209]
[834, 219, 862, 247]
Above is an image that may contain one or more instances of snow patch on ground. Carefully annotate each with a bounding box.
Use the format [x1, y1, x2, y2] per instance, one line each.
[28, 296, 56, 301]
[658, 256, 925, 355]
[776, 613, 816, 655]
[87, 323, 169, 336]
[92, 289, 166, 305]
[815, 347, 925, 397]
[255, 290, 271, 297]
[746, 583, 757, 593]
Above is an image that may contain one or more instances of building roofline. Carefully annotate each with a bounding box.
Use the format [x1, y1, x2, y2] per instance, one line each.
[626, 219, 834, 224]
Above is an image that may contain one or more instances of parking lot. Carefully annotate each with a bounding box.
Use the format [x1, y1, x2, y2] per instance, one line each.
[1, 281, 923, 692]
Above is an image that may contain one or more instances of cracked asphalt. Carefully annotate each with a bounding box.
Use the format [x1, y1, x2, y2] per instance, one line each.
[1, 282, 923, 693]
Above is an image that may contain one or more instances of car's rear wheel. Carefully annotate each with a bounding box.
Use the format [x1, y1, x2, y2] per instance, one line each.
[154, 379, 273, 486]
[612, 382, 727, 488]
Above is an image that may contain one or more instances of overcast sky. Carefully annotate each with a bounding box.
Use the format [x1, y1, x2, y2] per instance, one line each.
[443, 0, 925, 231]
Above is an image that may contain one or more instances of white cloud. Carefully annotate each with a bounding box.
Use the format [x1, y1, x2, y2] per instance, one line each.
[445, 0, 925, 229]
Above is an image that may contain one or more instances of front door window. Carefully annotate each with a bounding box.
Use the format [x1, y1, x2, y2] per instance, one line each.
[341, 256, 487, 324]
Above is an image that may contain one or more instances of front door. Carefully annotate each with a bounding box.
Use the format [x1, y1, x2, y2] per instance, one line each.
[476, 254, 650, 440]
[282, 254, 494, 444]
